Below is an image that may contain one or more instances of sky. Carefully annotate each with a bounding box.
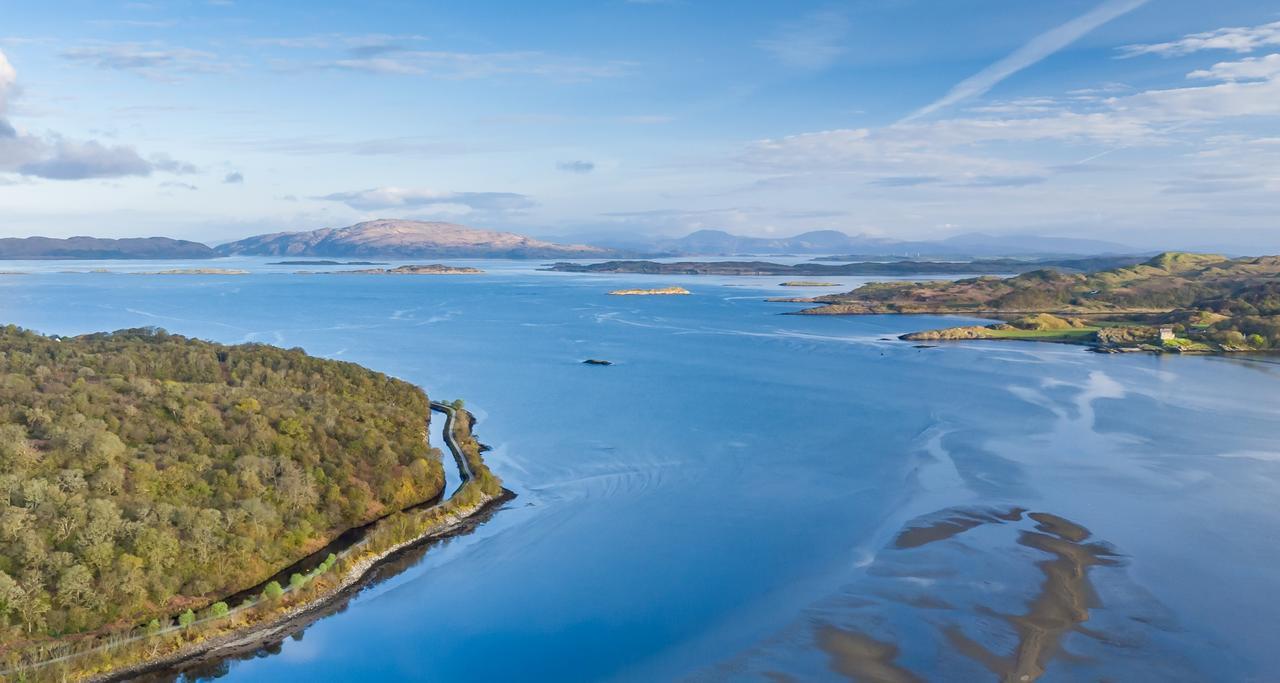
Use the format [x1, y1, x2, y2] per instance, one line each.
[0, 0, 1278, 250]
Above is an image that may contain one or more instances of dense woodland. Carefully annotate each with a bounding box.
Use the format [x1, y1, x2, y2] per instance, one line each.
[0, 326, 444, 644]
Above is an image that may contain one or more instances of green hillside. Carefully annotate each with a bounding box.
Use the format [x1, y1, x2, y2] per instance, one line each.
[797, 253, 1280, 351]
[0, 327, 444, 646]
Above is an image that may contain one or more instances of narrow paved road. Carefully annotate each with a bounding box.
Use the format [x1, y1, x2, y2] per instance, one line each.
[431, 401, 475, 484]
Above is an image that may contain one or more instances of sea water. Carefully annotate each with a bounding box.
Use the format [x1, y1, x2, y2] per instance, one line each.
[2, 259, 1278, 682]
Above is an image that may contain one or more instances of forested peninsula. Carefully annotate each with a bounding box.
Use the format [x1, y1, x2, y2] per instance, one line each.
[0, 327, 506, 679]
[787, 252, 1280, 353]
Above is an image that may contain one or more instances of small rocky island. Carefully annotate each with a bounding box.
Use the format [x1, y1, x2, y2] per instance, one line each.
[583, 359, 614, 366]
[304, 264, 484, 275]
[780, 281, 840, 287]
[139, 268, 250, 275]
[269, 260, 387, 266]
[607, 286, 691, 296]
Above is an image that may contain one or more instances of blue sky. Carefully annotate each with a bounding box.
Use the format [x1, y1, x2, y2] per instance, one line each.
[0, 0, 1278, 249]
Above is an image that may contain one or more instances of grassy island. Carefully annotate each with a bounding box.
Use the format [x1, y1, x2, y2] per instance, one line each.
[607, 286, 691, 296]
[137, 269, 250, 275]
[790, 252, 1280, 353]
[0, 327, 507, 680]
[268, 261, 386, 266]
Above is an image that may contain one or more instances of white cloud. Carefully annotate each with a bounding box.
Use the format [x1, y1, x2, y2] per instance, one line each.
[61, 42, 226, 81]
[257, 34, 625, 81]
[557, 160, 595, 174]
[751, 39, 1280, 182]
[741, 127, 1033, 180]
[315, 187, 535, 212]
[724, 28, 1280, 244]
[1110, 75, 1280, 121]
[0, 48, 195, 180]
[254, 33, 427, 52]
[328, 57, 422, 75]
[314, 50, 629, 81]
[758, 9, 850, 70]
[904, 0, 1151, 121]
[1189, 53, 1280, 82]
[0, 49, 15, 114]
[1119, 20, 1280, 58]
[220, 135, 472, 157]
[10, 137, 152, 180]
[743, 110, 1155, 179]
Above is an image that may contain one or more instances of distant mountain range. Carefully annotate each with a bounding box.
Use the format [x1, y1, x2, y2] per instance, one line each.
[0, 236, 215, 260]
[215, 219, 608, 259]
[580, 229, 1137, 258]
[545, 255, 1146, 276]
[0, 222, 1140, 260]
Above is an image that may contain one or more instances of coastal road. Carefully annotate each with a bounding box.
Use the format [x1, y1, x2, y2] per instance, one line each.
[430, 401, 475, 484]
[9, 400, 485, 680]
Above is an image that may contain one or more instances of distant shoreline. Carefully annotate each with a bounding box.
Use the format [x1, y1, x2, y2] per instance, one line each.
[545, 256, 1143, 277]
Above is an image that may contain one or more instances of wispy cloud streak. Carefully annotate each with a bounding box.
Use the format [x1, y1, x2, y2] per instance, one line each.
[1119, 20, 1280, 58]
[902, 0, 1150, 122]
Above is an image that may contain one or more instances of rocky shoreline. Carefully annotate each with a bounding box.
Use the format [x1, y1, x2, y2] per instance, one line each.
[299, 264, 484, 275]
[607, 286, 691, 296]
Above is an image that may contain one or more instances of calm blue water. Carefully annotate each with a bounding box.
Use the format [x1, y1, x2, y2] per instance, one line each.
[2, 260, 1279, 682]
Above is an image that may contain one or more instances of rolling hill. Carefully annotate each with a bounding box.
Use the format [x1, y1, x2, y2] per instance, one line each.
[0, 236, 216, 260]
[216, 219, 609, 259]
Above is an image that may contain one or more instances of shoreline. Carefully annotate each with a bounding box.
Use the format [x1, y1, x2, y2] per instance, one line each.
[6, 401, 511, 682]
[99, 487, 515, 683]
[888, 331, 1278, 356]
[773, 303, 1268, 356]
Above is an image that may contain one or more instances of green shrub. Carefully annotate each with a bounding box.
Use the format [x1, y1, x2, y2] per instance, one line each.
[262, 581, 284, 601]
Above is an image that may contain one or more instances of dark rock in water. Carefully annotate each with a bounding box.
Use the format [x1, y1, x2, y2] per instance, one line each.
[583, 359, 613, 366]
[913, 344, 938, 349]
